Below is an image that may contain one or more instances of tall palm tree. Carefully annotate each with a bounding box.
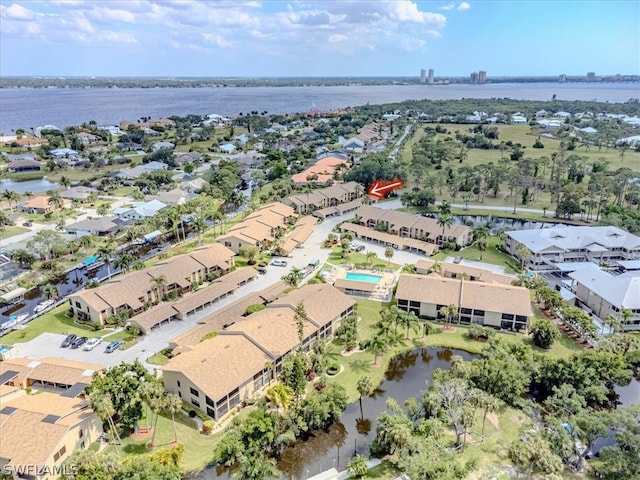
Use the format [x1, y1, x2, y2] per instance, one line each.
[356, 376, 373, 420]
[477, 238, 488, 260]
[164, 393, 182, 444]
[149, 391, 167, 448]
[437, 214, 453, 246]
[428, 259, 443, 275]
[78, 234, 96, 254]
[114, 253, 136, 273]
[90, 391, 121, 453]
[192, 216, 207, 245]
[47, 191, 64, 213]
[2, 190, 20, 214]
[96, 242, 116, 279]
[442, 304, 458, 325]
[149, 274, 168, 303]
[366, 251, 377, 267]
[438, 200, 452, 216]
[365, 333, 387, 366]
[400, 311, 420, 339]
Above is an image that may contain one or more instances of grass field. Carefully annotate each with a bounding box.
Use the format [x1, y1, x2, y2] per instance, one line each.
[402, 123, 640, 212]
[1, 306, 108, 344]
[432, 236, 519, 274]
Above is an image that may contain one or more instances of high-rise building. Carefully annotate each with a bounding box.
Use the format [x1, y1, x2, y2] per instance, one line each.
[420, 69, 426, 83]
[428, 68, 434, 85]
[587, 72, 596, 82]
[559, 74, 567, 83]
[478, 70, 487, 84]
[470, 72, 479, 84]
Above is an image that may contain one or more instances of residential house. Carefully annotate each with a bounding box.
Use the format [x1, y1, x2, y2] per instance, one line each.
[351, 205, 473, 248]
[162, 284, 355, 420]
[216, 202, 295, 254]
[19, 196, 70, 215]
[152, 141, 175, 152]
[68, 244, 235, 325]
[77, 132, 101, 144]
[283, 181, 363, 215]
[219, 143, 236, 154]
[568, 265, 640, 331]
[511, 114, 527, 124]
[113, 199, 167, 221]
[3, 137, 49, 148]
[50, 148, 78, 159]
[0, 390, 102, 480]
[395, 274, 531, 330]
[6, 159, 41, 173]
[145, 188, 189, 206]
[415, 259, 515, 285]
[59, 186, 98, 203]
[291, 156, 348, 185]
[175, 151, 202, 165]
[505, 226, 640, 271]
[65, 216, 132, 237]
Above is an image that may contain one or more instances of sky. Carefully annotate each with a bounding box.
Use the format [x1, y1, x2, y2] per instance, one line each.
[0, 0, 638, 77]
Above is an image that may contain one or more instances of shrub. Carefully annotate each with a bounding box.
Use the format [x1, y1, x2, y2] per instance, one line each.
[200, 331, 217, 342]
[327, 363, 340, 376]
[245, 304, 266, 315]
[202, 420, 215, 434]
[468, 324, 496, 341]
[530, 318, 559, 349]
[126, 325, 141, 336]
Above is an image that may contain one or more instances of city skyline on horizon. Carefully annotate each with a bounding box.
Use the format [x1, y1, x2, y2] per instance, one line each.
[1, 1, 638, 78]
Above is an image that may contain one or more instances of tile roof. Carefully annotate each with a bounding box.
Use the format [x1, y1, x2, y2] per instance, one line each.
[28, 358, 103, 386]
[333, 278, 377, 292]
[163, 334, 271, 402]
[396, 274, 531, 317]
[415, 259, 514, 285]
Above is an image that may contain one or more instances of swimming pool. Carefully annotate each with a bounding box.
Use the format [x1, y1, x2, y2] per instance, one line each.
[345, 272, 382, 284]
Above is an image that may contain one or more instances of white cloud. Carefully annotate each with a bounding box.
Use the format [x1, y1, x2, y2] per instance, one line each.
[74, 15, 95, 33]
[202, 32, 231, 48]
[0, 3, 35, 20]
[390, 0, 446, 26]
[440, 3, 455, 11]
[458, 2, 471, 11]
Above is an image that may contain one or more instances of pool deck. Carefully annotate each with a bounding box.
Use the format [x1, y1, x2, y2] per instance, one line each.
[327, 264, 397, 302]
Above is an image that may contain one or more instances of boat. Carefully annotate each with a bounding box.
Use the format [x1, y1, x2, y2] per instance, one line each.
[1, 319, 19, 331]
[34, 299, 55, 313]
[13, 314, 29, 323]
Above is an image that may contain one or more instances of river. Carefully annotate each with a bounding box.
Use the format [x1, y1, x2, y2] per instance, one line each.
[1, 83, 638, 134]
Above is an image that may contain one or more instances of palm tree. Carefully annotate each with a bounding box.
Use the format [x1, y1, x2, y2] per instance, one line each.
[475, 390, 501, 441]
[427, 259, 443, 275]
[48, 191, 63, 212]
[495, 227, 508, 249]
[96, 203, 110, 216]
[2, 190, 20, 214]
[97, 242, 115, 279]
[87, 192, 99, 207]
[192, 216, 207, 245]
[265, 384, 294, 415]
[437, 214, 453, 246]
[164, 393, 182, 444]
[149, 274, 168, 303]
[384, 246, 394, 266]
[442, 304, 458, 325]
[78, 234, 96, 254]
[399, 311, 420, 339]
[356, 376, 373, 420]
[138, 381, 159, 432]
[477, 238, 488, 260]
[148, 392, 167, 448]
[366, 251, 377, 267]
[365, 333, 387, 366]
[211, 210, 224, 235]
[59, 175, 72, 190]
[438, 200, 452, 216]
[90, 391, 121, 453]
[283, 267, 303, 287]
[42, 283, 61, 301]
[114, 253, 136, 273]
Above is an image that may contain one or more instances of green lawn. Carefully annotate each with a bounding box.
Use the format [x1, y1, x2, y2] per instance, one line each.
[0, 306, 108, 345]
[1, 225, 29, 239]
[432, 237, 519, 274]
[327, 246, 401, 270]
[147, 351, 170, 366]
[106, 407, 222, 473]
[102, 330, 138, 350]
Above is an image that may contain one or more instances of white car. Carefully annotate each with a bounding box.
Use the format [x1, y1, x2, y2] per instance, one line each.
[270, 259, 288, 267]
[83, 337, 103, 351]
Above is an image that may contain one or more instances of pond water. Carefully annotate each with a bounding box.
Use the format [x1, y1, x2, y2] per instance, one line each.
[421, 212, 560, 231]
[0, 178, 59, 194]
[200, 347, 478, 480]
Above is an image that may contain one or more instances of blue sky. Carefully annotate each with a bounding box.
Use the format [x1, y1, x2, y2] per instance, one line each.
[0, 1, 638, 77]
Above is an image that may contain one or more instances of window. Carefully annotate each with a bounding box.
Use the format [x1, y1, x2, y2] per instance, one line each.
[75, 301, 81, 308]
[191, 398, 200, 408]
[473, 309, 485, 317]
[80, 441, 85, 449]
[461, 308, 472, 315]
[176, 380, 181, 387]
[190, 387, 199, 397]
[79, 429, 83, 438]
[398, 299, 408, 307]
[409, 300, 420, 308]
[206, 396, 214, 407]
[206, 407, 216, 418]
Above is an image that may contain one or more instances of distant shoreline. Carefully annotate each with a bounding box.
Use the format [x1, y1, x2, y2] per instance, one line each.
[1, 75, 639, 90]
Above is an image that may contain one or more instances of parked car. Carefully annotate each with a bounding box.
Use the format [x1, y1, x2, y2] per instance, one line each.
[257, 267, 267, 275]
[453, 256, 463, 264]
[70, 337, 88, 349]
[22, 222, 33, 227]
[270, 259, 288, 267]
[61, 334, 77, 348]
[105, 340, 124, 353]
[83, 337, 102, 351]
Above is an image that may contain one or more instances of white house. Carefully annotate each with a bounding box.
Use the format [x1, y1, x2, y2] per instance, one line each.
[511, 115, 527, 124]
[113, 200, 167, 221]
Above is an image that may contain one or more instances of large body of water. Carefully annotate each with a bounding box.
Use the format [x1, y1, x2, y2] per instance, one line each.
[1, 83, 638, 134]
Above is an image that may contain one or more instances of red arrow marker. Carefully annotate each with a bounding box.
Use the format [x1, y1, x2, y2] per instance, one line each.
[368, 179, 404, 198]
